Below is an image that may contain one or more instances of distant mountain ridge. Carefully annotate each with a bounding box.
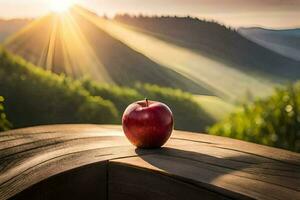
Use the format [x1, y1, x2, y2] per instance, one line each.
[239, 27, 300, 61]
[115, 15, 300, 81]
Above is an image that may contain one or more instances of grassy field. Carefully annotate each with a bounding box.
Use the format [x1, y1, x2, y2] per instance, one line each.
[193, 95, 235, 121]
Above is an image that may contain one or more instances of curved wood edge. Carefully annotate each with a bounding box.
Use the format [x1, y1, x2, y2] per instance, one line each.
[0, 125, 299, 200]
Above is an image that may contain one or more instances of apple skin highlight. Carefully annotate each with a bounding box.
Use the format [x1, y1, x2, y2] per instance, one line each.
[122, 99, 174, 148]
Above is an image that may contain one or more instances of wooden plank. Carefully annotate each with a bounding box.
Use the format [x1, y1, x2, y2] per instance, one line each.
[0, 126, 137, 200]
[111, 153, 299, 200]
[170, 131, 300, 166]
[10, 162, 108, 200]
[0, 125, 299, 200]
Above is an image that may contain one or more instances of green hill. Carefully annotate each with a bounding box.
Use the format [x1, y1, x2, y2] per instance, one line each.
[4, 10, 210, 95]
[209, 82, 300, 152]
[0, 47, 215, 132]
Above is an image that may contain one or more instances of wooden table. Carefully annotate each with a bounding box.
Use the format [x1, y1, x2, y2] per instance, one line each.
[0, 125, 299, 200]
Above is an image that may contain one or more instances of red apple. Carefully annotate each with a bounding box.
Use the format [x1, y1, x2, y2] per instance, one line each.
[122, 99, 174, 148]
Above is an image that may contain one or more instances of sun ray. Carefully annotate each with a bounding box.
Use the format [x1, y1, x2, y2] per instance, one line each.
[38, 16, 56, 68]
[42, 11, 112, 82]
[45, 15, 59, 71]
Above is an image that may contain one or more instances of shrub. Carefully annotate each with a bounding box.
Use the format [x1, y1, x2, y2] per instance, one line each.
[209, 83, 300, 152]
[80, 78, 142, 115]
[0, 96, 11, 131]
[0, 48, 118, 128]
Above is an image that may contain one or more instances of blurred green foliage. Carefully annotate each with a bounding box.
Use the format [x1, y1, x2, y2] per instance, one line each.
[0, 48, 214, 132]
[0, 96, 11, 131]
[209, 83, 300, 152]
[80, 78, 143, 114]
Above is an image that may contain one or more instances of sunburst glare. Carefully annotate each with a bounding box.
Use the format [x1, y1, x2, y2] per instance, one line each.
[50, 0, 74, 13]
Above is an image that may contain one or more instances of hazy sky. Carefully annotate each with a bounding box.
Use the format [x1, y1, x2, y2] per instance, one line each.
[0, 0, 299, 28]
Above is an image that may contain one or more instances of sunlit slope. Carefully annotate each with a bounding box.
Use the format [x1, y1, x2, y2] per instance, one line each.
[0, 19, 31, 42]
[239, 27, 300, 61]
[76, 7, 273, 99]
[4, 11, 211, 95]
[116, 16, 300, 81]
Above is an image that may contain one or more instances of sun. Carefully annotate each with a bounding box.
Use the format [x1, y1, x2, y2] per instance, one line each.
[50, 0, 74, 13]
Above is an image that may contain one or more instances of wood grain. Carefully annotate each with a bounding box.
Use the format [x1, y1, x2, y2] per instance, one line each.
[0, 125, 299, 200]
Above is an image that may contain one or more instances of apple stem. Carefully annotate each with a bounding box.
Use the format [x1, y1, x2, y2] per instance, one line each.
[145, 98, 149, 107]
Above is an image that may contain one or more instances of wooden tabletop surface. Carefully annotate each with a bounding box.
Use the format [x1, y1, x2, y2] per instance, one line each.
[0, 125, 299, 200]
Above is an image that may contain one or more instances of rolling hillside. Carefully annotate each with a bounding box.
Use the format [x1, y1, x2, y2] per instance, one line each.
[0, 19, 31, 42]
[239, 27, 300, 61]
[79, 8, 300, 99]
[4, 6, 300, 100]
[0, 47, 218, 132]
